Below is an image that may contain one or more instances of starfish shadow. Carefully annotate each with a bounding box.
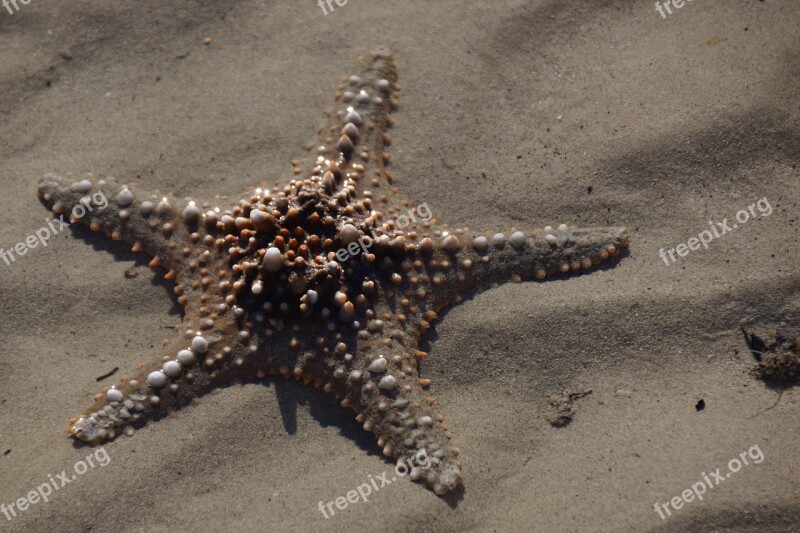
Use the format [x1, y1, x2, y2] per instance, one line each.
[229, 376, 380, 454]
[58, 218, 184, 317]
[244, 374, 467, 504]
[418, 249, 630, 357]
[266, 376, 376, 451]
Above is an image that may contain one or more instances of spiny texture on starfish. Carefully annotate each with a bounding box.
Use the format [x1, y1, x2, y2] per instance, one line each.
[38, 48, 629, 495]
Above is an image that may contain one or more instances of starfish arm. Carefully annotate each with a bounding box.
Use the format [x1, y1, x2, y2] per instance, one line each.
[67, 314, 251, 443]
[253, 48, 409, 211]
[410, 225, 631, 312]
[310, 334, 462, 495]
[37, 174, 210, 273]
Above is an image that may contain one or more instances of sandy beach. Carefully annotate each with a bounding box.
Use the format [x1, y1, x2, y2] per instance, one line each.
[1, 1, 798, 531]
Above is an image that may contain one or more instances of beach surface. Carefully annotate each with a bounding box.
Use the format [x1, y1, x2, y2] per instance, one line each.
[0, 1, 798, 531]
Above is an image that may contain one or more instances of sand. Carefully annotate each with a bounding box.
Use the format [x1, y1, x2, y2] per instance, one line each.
[1, 1, 798, 531]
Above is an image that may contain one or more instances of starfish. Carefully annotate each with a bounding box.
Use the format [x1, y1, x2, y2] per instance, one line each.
[38, 47, 629, 496]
